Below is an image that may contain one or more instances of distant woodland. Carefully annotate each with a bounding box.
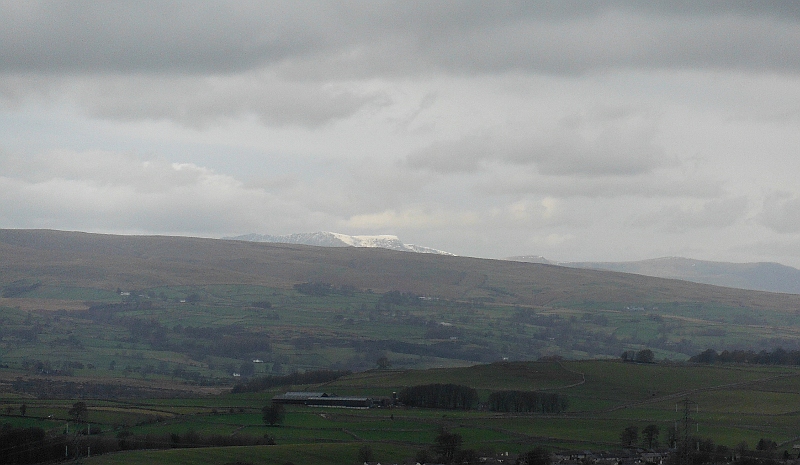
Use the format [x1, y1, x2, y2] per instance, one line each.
[690, 347, 800, 365]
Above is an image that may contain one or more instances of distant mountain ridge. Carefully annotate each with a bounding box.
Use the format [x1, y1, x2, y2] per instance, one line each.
[508, 256, 800, 295]
[225, 231, 455, 255]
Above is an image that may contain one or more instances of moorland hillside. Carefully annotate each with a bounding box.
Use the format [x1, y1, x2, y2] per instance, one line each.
[2, 229, 800, 312]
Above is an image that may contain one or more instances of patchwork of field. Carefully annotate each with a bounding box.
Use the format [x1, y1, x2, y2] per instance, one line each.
[2, 279, 798, 391]
[2, 361, 800, 464]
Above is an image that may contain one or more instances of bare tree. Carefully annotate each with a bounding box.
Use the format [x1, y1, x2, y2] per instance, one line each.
[642, 424, 660, 448]
[68, 401, 88, 423]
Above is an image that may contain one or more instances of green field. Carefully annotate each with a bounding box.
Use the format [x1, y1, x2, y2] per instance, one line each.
[2, 280, 797, 388]
[3, 361, 800, 464]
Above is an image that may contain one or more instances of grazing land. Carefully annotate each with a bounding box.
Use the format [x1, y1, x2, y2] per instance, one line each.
[3, 361, 800, 464]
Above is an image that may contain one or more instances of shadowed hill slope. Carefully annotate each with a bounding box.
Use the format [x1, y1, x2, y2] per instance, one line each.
[2, 229, 800, 312]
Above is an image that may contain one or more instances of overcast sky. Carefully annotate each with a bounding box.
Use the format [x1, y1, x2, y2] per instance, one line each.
[2, 1, 800, 266]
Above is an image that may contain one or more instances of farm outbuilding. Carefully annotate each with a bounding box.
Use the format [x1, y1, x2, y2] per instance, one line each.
[272, 392, 390, 409]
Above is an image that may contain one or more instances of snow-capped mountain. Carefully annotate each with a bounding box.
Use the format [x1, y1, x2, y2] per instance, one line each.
[225, 232, 455, 255]
[505, 255, 555, 265]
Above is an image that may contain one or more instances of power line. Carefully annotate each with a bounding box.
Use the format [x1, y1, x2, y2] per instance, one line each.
[677, 397, 698, 465]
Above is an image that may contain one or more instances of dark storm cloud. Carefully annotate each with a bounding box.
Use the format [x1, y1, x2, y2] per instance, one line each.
[2, 1, 799, 76]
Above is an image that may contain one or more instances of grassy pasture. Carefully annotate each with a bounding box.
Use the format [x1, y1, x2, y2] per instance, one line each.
[5, 361, 800, 464]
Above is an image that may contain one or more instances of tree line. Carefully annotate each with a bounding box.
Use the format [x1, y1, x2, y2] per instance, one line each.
[293, 282, 357, 297]
[398, 383, 569, 413]
[690, 347, 800, 365]
[376, 290, 422, 309]
[620, 349, 655, 363]
[0, 424, 274, 464]
[398, 383, 479, 410]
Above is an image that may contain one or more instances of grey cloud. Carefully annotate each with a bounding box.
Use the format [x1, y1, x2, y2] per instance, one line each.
[2, 2, 800, 77]
[476, 168, 724, 199]
[759, 192, 800, 233]
[0, 72, 381, 127]
[728, 237, 800, 266]
[421, 10, 800, 75]
[0, 149, 330, 236]
[78, 74, 380, 127]
[0, 150, 252, 194]
[632, 196, 749, 232]
[406, 107, 665, 176]
[0, 2, 337, 74]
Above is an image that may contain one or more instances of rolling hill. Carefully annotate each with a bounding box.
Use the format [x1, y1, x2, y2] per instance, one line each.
[3, 228, 800, 378]
[2, 229, 800, 311]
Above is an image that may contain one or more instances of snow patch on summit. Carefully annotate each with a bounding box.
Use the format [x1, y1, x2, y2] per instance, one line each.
[225, 231, 455, 255]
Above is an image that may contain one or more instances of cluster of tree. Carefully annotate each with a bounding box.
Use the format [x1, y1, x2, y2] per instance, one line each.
[398, 383, 478, 410]
[261, 403, 285, 426]
[353, 339, 501, 363]
[620, 349, 655, 363]
[376, 290, 422, 309]
[0, 425, 58, 464]
[50, 335, 84, 349]
[517, 446, 552, 465]
[690, 347, 800, 366]
[511, 310, 567, 327]
[82, 307, 275, 364]
[185, 333, 272, 361]
[118, 430, 275, 449]
[21, 359, 66, 375]
[231, 369, 351, 393]
[424, 325, 464, 340]
[414, 427, 550, 465]
[117, 316, 169, 346]
[620, 424, 660, 448]
[671, 436, 782, 465]
[68, 401, 88, 422]
[120, 320, 273, 361]
[1, 280, 41, 298]
[358, 444, 375, 463]
[290, 335, 348, 350]
[487, 390, 568, 413]
[415, 428, 479, 464]
[292, 282, 356, 297]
